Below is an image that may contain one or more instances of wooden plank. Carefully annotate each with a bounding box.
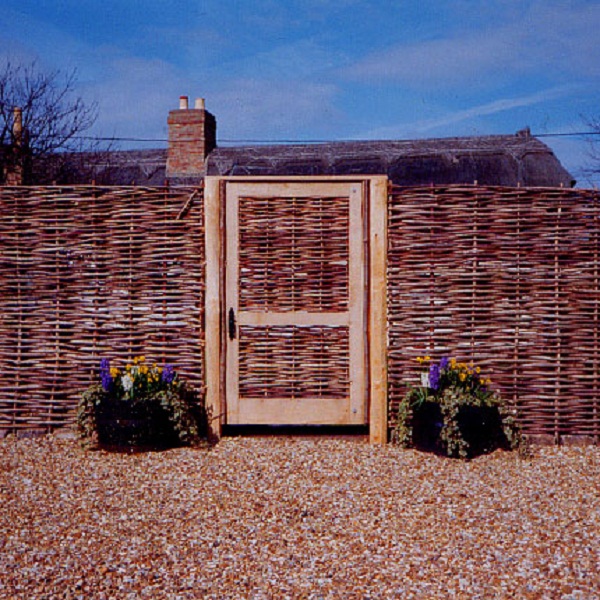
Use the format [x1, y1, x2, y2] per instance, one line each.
[348, 183, 367, 424]
[369, 176, 389, 444]
[212, 176, 378, 183]
[224, 182, 240, 424]
[237, 397, 351, 425]
[204, 177, 223, 440]
[226, 180, 357, 200]
[239, 312, 349, 327]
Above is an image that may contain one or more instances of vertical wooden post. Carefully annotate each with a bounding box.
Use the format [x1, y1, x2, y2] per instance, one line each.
[204, 177, 223, 440]
[369, 176, 388, 444]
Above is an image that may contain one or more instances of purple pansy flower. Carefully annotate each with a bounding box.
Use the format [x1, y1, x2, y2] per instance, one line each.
[439, 356, 450, 370]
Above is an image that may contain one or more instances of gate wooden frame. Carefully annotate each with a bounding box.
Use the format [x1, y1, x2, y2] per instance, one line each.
[204, 176, 388, 443]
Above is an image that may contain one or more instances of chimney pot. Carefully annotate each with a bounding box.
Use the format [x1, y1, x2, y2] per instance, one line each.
[179, 96, 189, 110]
[12, 107, 23, 144]
[5, 106, 25, 184]
[195, 98, 205, 110]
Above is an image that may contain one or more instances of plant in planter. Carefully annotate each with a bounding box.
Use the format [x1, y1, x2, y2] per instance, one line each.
[78, 356, 206, 450]
[392, 356, 526, 458]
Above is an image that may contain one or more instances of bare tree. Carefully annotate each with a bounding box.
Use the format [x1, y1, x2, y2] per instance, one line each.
[582, 115, 600, 185]
[0, 60, 102, 183]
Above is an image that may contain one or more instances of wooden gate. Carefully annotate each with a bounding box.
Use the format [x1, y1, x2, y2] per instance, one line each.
[204, 177, 388, 443]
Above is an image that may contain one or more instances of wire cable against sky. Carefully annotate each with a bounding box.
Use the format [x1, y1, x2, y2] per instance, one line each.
[535, 131, 600, 138]
[74, 131, 600, 145]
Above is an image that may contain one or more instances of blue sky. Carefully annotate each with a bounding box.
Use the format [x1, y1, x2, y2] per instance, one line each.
[1, 0, 600, 185]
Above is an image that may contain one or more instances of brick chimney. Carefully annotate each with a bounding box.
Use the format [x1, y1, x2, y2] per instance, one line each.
[166, 96, 216, 179]
[5, 107, 26, 185]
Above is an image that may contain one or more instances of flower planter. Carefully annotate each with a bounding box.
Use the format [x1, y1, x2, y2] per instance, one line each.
[411, 401, 510, 457]
[393, 355, 525, 458]
[411, 401, 444, 452]
[95, 396, 179, 449]
[79, 357, 207, 450]
[457, 404, 508, 457]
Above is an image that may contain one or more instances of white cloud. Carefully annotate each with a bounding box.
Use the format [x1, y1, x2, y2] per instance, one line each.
[346, 27, 523, 87]
[358, 85, 580, 139]
[344, 1, 600, 88]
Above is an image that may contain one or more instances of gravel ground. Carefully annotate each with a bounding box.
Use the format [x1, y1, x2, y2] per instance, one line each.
[1, 434, 599, 599]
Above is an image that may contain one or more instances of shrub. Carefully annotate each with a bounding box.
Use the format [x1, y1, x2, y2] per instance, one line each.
[391, 356, 527, 458]
[78, 357, 207, 450]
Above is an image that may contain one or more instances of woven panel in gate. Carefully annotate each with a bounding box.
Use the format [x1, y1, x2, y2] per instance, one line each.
[0, 186, 204, 430]
[388, 185, 600, 440]
[238, 195, 349, 311]
[238, 325, 350, 399]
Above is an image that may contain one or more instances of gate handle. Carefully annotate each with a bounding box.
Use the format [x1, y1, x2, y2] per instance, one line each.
[228, 307, 236, 341]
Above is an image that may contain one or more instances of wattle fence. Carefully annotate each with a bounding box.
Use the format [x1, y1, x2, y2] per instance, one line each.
[1, 183, 599, 443]
[388, 185, 600, 443]
[0, 186, 204, 431]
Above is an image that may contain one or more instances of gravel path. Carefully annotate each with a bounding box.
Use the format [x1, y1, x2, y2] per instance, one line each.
[1, 435, 599, 599]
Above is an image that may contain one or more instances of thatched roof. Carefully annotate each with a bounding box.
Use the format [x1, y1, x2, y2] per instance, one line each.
[59, 130, 575, 187]
[204, 133, 573, 187]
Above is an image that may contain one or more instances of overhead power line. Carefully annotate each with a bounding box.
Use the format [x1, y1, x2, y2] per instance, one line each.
[535, 131, 600, 138]
[74, 130, 600, 144]
[76, 136, 337, 144]
[77, 136, 168, 142]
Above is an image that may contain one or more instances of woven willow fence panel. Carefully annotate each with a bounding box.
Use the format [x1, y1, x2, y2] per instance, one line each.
[0, 186, 204, 431]
[238, 195, 350, 312]
[388, 185, 600, 441]
[236, 194, 352, 401]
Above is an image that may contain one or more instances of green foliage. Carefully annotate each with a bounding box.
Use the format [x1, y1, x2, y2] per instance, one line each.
[77, 384, 103, 448]
[391, 356, 528, 459]
[77, 357, 207, 450]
